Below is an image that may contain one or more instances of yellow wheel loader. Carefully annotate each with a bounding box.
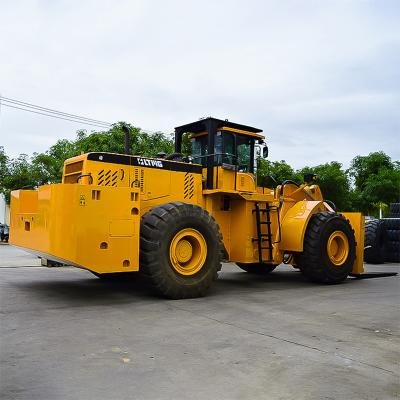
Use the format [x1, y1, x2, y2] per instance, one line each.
[10, 117, 364, 298]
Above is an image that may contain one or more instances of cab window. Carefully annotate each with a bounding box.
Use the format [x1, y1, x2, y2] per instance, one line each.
[214, 131, 235, 165]
[237, 135, 252, 172]
[222, 132, 235, 165]
[191, 135, 207, 166]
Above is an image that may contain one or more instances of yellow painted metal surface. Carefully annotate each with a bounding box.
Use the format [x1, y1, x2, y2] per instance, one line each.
[327, 230, 349, 266]
[226, 199, 255, 262]
[169, 228, 207, 275]
[11, 155, 207, 273]
[10, 150, 365, 277]
[11, 184, 140, 273]
[341, 212, 365, 274]
[213, 167, 256, 192]
[62, 154, 86, 184]
[280, 200, 325, 252]
[191, 127, 264, 139]
[219, 126, 265, 139]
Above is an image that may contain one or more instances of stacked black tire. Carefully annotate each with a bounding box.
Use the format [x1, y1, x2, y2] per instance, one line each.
[383, 203, 400, 263]
[364, 219, 386, 264]
[389, 202, 400, 218]
[364, 203, 400, 264]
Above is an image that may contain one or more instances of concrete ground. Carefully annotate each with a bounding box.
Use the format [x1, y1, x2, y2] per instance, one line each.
[0, 243, 399, 400]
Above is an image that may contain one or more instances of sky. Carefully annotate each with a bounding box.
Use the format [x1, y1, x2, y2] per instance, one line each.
[0, 0, 399, 169]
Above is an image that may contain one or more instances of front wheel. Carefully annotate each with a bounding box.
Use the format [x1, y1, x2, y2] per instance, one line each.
[140, 202, 223, 299]
[296, 212, 356, 283]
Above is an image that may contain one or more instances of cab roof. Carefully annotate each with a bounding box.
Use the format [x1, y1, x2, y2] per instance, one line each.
[174, 117, 263, 190]
[174, 117, 263, 136]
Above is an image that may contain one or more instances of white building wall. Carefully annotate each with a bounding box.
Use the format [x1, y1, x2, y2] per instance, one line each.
[0, 194, 5, 223]
[5, 204, 10, 225]
[0, 194, 10, 224]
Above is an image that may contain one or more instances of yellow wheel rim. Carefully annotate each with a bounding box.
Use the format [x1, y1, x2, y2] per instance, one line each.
[327, 230, 349, 266]
[169, 228, 207, 276]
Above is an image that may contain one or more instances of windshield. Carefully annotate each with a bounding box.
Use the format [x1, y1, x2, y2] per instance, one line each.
[190, 131, 254, 172]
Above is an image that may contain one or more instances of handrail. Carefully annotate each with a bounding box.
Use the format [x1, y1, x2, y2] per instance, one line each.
[191, 152, 238, 162]
[76, 173, 93, 184]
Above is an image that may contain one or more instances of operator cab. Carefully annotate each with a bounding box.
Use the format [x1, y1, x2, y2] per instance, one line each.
[174, 117, 265, 190]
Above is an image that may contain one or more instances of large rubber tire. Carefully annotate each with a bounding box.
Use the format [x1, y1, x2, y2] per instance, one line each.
[296, 212, 356, 283]
[140, 202, 222, 299]
[382, 218, 400, 230]
[390, 203, 400, 215]
[365, 219, 386, 264]
[384, 252, 400, 263]
[384, 240, 400, 254]
[386, 229, 400, 242]
[236, 263, 277, 275]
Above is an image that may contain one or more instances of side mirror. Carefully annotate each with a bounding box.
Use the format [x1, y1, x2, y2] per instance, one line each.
[262, 146, 269, 158]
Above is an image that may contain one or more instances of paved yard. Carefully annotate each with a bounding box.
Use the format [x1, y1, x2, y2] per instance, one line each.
[0, 244, 399, 400]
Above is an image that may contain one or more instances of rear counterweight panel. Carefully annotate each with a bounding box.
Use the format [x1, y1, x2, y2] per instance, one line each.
[10, 185, 140, 273]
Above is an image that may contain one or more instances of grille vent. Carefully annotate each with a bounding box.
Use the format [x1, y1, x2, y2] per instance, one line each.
[184, 173, 194, 199]
[65, 161, 83, 174]
[97, 169, 118, 186]
[132, 168, 144, 192]
[63, 161, 83, 183]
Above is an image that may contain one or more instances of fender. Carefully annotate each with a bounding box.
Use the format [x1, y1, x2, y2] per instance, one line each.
[279, 200, 325, 252]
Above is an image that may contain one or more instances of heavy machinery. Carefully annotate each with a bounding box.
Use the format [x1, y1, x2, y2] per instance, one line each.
[10, 117, 365, 298]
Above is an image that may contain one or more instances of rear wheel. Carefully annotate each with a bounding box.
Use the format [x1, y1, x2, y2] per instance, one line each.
[236, 263, 276, 275]
[296, 212, 356, 283]
[140, 202, 222, 299]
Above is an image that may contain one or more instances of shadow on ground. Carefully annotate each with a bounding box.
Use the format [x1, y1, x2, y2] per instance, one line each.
[8, 266, 360, 307]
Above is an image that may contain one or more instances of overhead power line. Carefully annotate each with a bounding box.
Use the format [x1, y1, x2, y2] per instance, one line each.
[1, 103, 112, 128]
[0, 96, 112, 129]
[1, 96, 111, 125]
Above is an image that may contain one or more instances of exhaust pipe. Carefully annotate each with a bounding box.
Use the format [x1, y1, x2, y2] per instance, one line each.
[122, 125, 131, 155]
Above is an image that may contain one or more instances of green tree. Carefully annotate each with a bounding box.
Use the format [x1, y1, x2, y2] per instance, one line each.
[28, 123, 174, 185]
[73, 123, 173, 157]
[257, 159, 302, 186]
[31, 139, 77, 184]
[0, 146, 8, 183]
[0, 123, 175, 203]
[348, 151, 393, 190]
[348, 152, 400, 215]
[0, 147, 10, 202]
[299, 162, 352, 211]
[0, 154, 39, 203]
